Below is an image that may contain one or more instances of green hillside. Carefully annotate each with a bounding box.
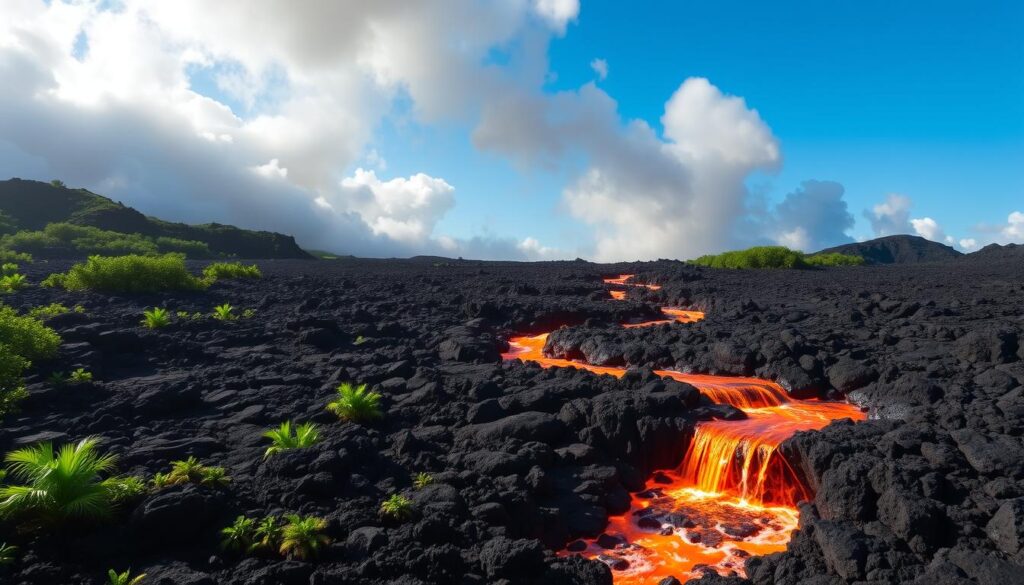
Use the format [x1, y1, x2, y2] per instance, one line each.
[0, 178, 312, 259]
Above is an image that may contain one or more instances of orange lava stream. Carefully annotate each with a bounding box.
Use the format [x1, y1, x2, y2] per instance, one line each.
[499, 275, 866, 584]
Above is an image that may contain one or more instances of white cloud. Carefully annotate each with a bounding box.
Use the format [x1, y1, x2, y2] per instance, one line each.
[910, 217, 956, 245]
[866, 194, 912, 237]
[590, 58, 608, 80]
[1003, 211, 1024, 241]
[332, 168, 455, 245]
[533, 0, 580, 34]
[764, 180, 854, 251]
[252, 158, 288, 179]
[517, 236, 561, 259]
[0, 0, 570, 258]
[959, 238, 978, 251]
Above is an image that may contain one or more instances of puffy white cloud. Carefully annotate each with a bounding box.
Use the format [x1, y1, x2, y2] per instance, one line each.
[910, 217, 955, 245]
[764, 180, 854, 251]
[517, 236, 562, 260]
[959, 238, 979, 251]
[1003, 211, 1024, 241]
[866, 194, 912, 237]
[590, 58, 608, 80]
[0, 0, 571, 258]
[331, 168, 455, 245]
[533, 0, 580, 34]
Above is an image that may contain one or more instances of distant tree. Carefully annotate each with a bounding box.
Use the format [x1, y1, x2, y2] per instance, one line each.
[49, 179, 66, 188]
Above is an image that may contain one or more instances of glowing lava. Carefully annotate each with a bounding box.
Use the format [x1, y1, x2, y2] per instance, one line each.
[501, 275, 866, 583]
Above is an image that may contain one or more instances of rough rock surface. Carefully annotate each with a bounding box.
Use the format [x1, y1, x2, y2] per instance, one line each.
[0, 255, 1020, 584]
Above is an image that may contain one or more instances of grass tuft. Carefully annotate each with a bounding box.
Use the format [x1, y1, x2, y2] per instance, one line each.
[262, 421, 320, 458]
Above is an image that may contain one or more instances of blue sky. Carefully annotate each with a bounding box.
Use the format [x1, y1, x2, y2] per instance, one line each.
[397, 1, 1024, 248]
[3, 1, 1022, 259]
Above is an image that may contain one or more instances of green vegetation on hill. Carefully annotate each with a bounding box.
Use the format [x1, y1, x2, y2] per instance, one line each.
[0, 305, 61, 416]
[1, 223, 210, 259]
[0, 178, 311, 259]
[690, 246, 865, 269]
[42, 254, 263, 293]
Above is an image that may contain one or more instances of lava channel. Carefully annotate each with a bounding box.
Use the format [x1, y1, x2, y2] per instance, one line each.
[501, 275, 866, 584]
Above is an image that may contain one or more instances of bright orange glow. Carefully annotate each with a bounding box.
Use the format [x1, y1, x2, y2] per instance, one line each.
[502, 274, 865, 583]
[611, 290, 627, 300]
[623, 308, 705, 328]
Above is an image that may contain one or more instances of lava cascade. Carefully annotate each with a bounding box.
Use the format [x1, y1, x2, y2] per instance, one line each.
[501, 275, 865, 583]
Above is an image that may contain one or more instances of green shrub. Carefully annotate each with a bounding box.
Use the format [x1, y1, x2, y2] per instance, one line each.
[0, 305, 61, 361]
[155, 236, 210, 257]
[0, 250, 31, 264]
[202, 262, 261, 281]
[68, 368, 93, 384]
[104, 475, 147, 504]
[212, 304, 235, 321]
[27, 303, 72, 320]
[279, 515, 329, 560]
[326, 382, 382, 423]
[691, 246, 806, 269]
[152, 457, 230, 489]
[141, 307, 171, 329]
[1, 263, 18, 276]
[262, 421, 321, 458]
[253, 515, 283, 552]
[0, 274, 26, 292]
[0, 222, 210, 259]
[0, 437, 128, 524]
[691, 246, 865, 269]
[379, 494, 413, 521]
[221, 515, 257, 553]
[107, 569, 146, 585]
[42, 254, 206, 293]
[413, 472, 434, 489]
[804, 252, 865, 266]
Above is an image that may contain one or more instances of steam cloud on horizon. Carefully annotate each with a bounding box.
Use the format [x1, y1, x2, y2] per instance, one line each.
[0, 1, 1019, 260]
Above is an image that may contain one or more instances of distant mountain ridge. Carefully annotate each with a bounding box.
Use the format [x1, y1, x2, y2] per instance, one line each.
[816, 235, 963, 264]
[0, 178, 311, 259]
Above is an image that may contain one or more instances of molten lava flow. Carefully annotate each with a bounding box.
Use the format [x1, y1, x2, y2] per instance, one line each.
[502, 274, 866, 583]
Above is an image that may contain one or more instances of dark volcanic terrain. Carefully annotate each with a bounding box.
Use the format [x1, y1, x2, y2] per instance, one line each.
[1, 255, 1023, 585]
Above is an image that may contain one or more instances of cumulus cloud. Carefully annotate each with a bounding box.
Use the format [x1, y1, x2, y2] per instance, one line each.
[590, 58, 608, 80]
[1003, 211, 1024, 241]
[0, 0, 575, 257]
[865, 194, 912, 237]
[533, 0, 580, 34]
[0, 1, 909, 261]
[910, 217, 955, 245]
[330, 168, 455, 245]
[763, 180, 854, 251]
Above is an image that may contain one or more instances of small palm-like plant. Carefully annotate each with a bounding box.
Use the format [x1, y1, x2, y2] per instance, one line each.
[379, 494, 413, 521]
[107, 568, 146, 585]
[0, 437, 119, 523]
[326, 383, 382, 423]
[413, 472, 434, 489]
[0, 274, 27, 292]
[221, 515, 256, 553]
[253, 515, 282, 551]
[68, 368, 93, 384]
[279, 514, 329, 560]
[212, 304, 235, 321]
[242, 308, 256, 319]
[156, 457, 230, 488]
[263, 421, 320, 458]
[141, 308, 171, 329]
[0, 542, 16, 565]
[104, 476, 147, 504]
